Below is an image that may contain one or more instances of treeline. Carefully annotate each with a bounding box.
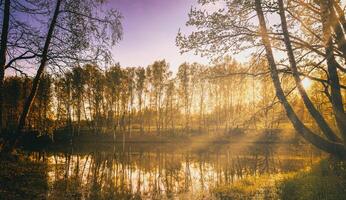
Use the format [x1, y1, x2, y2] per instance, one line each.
[3, 58, 291, 136]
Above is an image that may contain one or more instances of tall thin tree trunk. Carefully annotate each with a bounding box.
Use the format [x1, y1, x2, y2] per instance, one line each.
[0, 0, 10, 135]
[139, 94, 143, 134]
[77, 100, 81, 136]
[199, 89, 204, 131]
[171, 95, 174, 130]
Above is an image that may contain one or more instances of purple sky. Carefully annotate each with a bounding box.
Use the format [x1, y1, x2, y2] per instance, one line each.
[109, 0, 209, 72]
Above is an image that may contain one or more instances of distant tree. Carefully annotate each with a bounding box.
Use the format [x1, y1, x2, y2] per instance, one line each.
[149, 60, 170, 134]
[105, 64, 123, 132]
[119, 68, 130, 132]
[71, 66, 86, 135]
[94, 68, 105, 133]
[135, 67, 146, 133]
[195, 65, 207, 130]
[3, 77, 24, 129]
[32, 74, 53, 133]
[125, 67, 135, 136]
[177, 63, 193, 131]
[62, 71, 73, 133]
[54, 75, 66, 130]
[145, 66, 153, 132]
[164, 79, 176, 130]
[83, 64, 103, 133]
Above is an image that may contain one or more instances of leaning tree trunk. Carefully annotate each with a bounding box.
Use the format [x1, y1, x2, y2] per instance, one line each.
[254, 0, 346, 158]
[0, 0, 10, 135]
[17, 0, 61, 132]
[329, 0, 346, 63]
[319, 0, 346, 143]
[2, 0, 62, 153]
[277, 0, 341, 143]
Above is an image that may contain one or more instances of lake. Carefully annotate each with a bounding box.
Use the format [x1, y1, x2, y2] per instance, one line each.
[26, 141, 322, 199]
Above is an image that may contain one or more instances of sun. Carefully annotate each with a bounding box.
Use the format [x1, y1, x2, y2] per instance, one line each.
[301, 78, 312, 89]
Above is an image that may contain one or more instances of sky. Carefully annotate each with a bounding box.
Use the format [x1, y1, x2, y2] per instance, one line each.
[109, 0, 209, 73]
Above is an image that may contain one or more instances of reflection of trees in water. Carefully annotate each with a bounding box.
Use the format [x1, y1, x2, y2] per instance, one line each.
[32, 144, 321, 199]
[248, 143, 277, 175]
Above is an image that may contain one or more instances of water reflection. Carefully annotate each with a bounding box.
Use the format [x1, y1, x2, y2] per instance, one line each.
[29, 142, 322, 199]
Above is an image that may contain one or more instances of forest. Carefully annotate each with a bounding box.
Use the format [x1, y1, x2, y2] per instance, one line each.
[1, 0, 346, 199]
[2, 58, 286, 137]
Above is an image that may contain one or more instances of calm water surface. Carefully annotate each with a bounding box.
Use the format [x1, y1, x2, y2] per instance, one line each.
[27, 141, 322, 199]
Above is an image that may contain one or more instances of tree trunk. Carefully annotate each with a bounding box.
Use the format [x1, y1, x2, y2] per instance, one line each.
[139, 94, 143, 134]
[332, 0, 346, 32]
[278, 0, 341, 142]
[255, 0, 346, 158]
[0, 0, 10, 135]
[319, 0, 346, 142]
[11, 0, 62, 150]
[330, 0, 346, 61]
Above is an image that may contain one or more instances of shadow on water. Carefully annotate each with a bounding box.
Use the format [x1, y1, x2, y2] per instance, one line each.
[23, 138, 323, 200]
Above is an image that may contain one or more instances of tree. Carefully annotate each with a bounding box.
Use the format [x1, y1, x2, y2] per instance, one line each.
[177, 62, 197, 131]
[125, 67, 136, 136]
[2, 0, 122, 151]
[3, 76, 24, 130]
[105, 64, 123, 132]
[71, 66, 86, 135]
[135, 67, 146, 133]
[195, 65, 207, 130]
[83, 64, 103, 133]
[177, 0, 346, 157]
[164, 79, 176, 131]
[32, 74, 53, 133]
[255, 0, 345, 156]
[148, 60, 170, 134]
[17, 0, 122, 131]
[61, 71, 73, 134]
[0, 0, 10, 134]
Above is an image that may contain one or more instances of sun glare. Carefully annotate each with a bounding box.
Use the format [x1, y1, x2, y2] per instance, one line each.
[301, 78, 312, 89]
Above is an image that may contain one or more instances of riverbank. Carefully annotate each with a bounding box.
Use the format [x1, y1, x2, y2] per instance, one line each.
[34, 127, 302, 146]
[0, 154, 48, 200]
[213, 158, 346, 200]
[1, 127, 304, 151]
[21, 127, 307, 154]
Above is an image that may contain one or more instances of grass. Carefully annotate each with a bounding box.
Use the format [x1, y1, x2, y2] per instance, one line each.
[279, 159, 346, 200]
[212, 158, 346, 200]
[213, 173, 291, 199]
[0, 153, 48, 200]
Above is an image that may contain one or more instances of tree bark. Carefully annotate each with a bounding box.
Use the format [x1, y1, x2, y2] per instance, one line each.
[319, 0, 346, 142]
[278, 0, 341, 143]
[14, 0, 62, 145]
[332, 0, 346, 30]
[255, 0, 346, 158]
[332, 0, 346, 56]
[327, 1, 346, 62]
[0, 0, 10, 134]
